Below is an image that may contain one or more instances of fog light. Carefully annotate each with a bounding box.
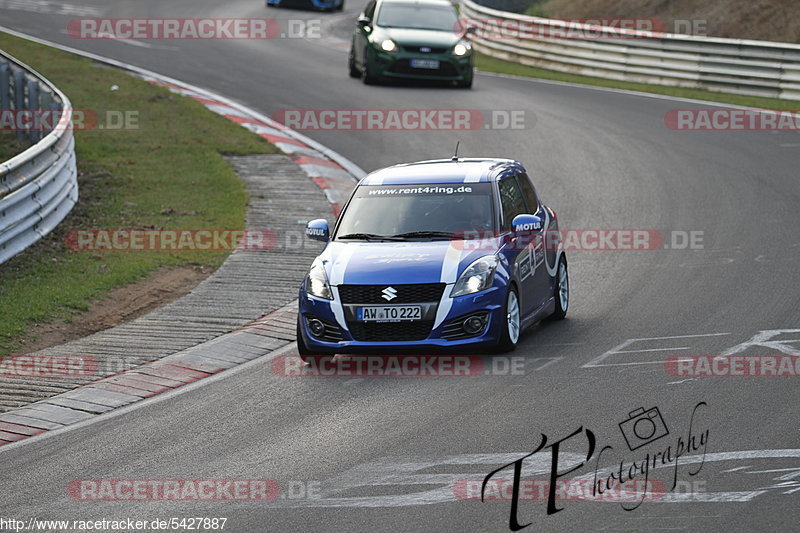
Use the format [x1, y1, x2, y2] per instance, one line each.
[463, 315, 485, 335]
[307, 318, 326, 338]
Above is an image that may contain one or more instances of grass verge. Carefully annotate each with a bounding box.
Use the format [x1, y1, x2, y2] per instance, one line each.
[0, 32, 277, 355]
[0, 132, 27, 161]
[475, 53, 800, 110]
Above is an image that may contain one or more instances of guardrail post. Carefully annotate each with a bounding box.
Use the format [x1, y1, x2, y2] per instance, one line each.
[12, 69, 26, 142]
[0, 62, 9, 116]
[27, 79, 41, 144]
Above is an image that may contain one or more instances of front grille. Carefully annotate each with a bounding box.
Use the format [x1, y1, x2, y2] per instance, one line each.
[402, 46, 448, 54]
[349, 320, 435, 342]
[338, 284, 445, 304]
[388, 59, 458, 77]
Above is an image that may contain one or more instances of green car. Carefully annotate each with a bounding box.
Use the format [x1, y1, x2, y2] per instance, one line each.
[349, 0, 475, 88]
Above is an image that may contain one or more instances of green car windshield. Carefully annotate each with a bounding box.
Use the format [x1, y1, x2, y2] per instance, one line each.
[376, 3, 459, 32]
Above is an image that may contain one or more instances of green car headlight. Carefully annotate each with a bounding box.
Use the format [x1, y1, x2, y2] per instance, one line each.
[453, 43, 471, 56]
[380, 39, 398, 52]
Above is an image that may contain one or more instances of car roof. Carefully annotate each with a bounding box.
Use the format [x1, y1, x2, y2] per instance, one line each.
[360, 158, 521, 185]
[377, 0, 454, 6]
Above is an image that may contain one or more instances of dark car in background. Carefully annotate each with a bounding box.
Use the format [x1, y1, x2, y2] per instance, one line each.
[349, 0, 474, 87]
[266, 0, 344, 12]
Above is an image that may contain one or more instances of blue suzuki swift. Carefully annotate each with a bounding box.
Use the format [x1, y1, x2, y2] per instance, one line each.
[297, 158, 568, 360]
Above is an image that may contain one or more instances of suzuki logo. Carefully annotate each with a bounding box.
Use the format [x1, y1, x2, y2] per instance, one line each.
[420, 47, 431, 53]
[381, 286, 398, 301]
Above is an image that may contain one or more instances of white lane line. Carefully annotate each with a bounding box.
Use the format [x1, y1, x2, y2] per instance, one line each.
[57, 29, 178, 50]
[666, 378, 698, 385]
[583, 333, 731, 368]
[614, 347, 691, 353]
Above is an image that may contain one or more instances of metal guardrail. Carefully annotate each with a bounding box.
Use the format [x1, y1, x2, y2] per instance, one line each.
[0, 50, 78, 264]
[462, 0, 800, 100]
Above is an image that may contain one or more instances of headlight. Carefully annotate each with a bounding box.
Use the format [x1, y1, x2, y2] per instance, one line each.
[305, 261, 332, 300]
[380, 39, 397, 52]
[453, 43, 470, 56]
[450, 256, 498, 297]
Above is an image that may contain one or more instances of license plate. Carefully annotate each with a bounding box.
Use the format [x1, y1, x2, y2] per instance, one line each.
[357, 305, 422, 322]
[410, 59, 440, 69]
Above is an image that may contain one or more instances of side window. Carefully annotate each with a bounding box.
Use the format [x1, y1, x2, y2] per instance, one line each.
[498, 177, 527, 230]
[517, 173, 539, 212]
[365, 0, 377, 19]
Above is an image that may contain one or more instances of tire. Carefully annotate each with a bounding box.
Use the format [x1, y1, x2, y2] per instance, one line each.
[297, 316, 328, 363]
[361, 48, 378, 85]
[496, 285, 521, 352]
[348, 47, 360, 78]
[457, 69, 473, 88]
[336, 0, 345, 10]
[549, 256, 569, 320]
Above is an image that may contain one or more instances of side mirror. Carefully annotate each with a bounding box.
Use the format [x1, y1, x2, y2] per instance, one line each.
[357, 16, 371, 28]
[511, 214, 543, 236]
[306, 219, 330, 242]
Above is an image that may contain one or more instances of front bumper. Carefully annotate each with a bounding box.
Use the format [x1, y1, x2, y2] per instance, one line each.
[298, 284, 505, 353]
[369, 47, 473, 82]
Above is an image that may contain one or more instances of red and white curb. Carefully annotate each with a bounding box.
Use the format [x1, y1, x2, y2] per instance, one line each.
[0, 27, 364, 448]
[0, 304, 301, 447]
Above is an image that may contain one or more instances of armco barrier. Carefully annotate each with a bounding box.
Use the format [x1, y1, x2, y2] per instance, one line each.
[0, 50, 78, 264]
[462, 0, 800, 100]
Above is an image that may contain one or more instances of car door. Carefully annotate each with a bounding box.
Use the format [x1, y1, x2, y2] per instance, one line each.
[497, 174, 538, 316]
[354, 0, 378, 68]
[516, 172, 552, 308]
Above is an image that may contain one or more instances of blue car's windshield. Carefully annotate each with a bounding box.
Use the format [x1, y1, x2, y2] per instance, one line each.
[336, 183, 495, 240]
[376, 3, 458, 31]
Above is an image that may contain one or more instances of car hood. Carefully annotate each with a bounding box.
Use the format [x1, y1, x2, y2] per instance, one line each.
[375, 27, 461, 49]
[319, 239, 500, 286]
